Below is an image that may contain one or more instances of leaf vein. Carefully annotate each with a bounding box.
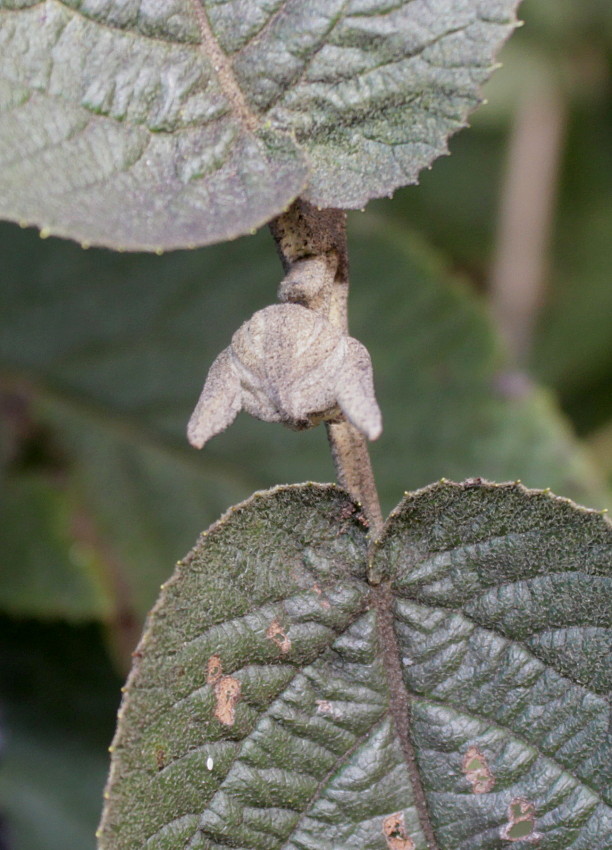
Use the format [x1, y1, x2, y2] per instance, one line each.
[188, 0, 259, 132]
[415, 694, 606, 803]
[279, 716, 388, 848]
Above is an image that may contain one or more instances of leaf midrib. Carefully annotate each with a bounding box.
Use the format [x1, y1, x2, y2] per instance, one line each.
[188, 0, 260, 133]
[3, 1, 259, 137]
[371, 581, 440, 850]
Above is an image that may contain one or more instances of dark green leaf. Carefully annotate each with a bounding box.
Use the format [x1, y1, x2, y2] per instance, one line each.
[0, 471, 112, 620]
[0, 0, 519, 249]
[99, 482, 611, 849]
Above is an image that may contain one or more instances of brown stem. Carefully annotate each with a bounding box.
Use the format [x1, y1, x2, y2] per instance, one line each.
[326, 420, 384, 536]
[489, 81, 566, 363]
[269, 200, 384, 536]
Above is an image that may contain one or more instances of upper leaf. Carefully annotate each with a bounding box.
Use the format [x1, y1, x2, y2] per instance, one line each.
[99, 482, 611, 849]
[0, 0, 519, 250]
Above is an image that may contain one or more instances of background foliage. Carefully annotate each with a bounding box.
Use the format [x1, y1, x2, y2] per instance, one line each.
[0, 1, 611, 847]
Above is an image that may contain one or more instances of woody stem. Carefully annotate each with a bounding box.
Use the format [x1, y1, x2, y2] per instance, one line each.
[269, 201, 384, 538]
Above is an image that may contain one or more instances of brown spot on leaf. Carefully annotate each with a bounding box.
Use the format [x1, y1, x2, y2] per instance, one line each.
[207, 654, 223, 684]
[315, 699, 342, 719]
[355, 510, 369, 528]
[213, 676, 241, 726]
[339, 502, 356, 520]
[266, 619, 291, 653]
[462, 746, 495, 793]
[336, 501, 369, 533]
[501, 798, 542, 843]
[154, 747, 166, 771]
[312, 583, 331, 609]
[382, 812, 415, 850]
[207, 655, 241, 726]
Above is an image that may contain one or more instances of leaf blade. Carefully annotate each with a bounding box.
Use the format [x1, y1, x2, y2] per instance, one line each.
[100, 485, 418, 849]
[0, 0, 520, 249]
[99, 482, 612, 850]
[0, 2, 307, 250]
[378, 480, 611, 848]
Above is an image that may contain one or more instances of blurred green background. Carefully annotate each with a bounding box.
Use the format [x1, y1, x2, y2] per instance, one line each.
[1, 1, 611, 847]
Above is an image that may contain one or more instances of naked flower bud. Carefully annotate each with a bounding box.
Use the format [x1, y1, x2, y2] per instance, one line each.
[187, 303, 382, 449]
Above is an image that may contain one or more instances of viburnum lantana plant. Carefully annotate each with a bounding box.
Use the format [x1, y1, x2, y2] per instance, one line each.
[0, 2, 609, 849]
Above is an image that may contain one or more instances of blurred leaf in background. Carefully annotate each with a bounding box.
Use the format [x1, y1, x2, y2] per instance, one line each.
[0, 0, 611, 847]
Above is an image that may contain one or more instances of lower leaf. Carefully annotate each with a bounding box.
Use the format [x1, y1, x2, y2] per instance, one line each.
[99, 482, 611, 850]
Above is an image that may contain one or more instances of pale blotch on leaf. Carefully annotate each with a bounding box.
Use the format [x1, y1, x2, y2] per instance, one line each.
[187, 303, 382, 448]
[501, 798, 542, 843]
[382, 812, 415, 850]
[206, 654, 241, 727]
[315, 700, 343, 720]
[462, 745, 495, 794]
[206, 655, 223, 684]
[311, 583, 331, 609]
[266, 619, 291, 653]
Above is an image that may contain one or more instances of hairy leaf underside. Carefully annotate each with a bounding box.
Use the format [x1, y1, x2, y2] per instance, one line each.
[0, 0, 519, 250]
[99, 482, 611, 849]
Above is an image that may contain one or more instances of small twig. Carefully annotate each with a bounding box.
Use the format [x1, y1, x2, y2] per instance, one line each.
[489, 80, 566, 363]
[269, 201, 384, 536]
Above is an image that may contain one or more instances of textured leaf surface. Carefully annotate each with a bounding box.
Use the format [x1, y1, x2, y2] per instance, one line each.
[99, 482, 611, 850]
[0, 217, 606, 625]
[0, 0, 519, 249]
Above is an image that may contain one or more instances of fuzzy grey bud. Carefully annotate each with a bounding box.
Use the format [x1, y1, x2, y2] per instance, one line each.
[187, 303, 382, 449]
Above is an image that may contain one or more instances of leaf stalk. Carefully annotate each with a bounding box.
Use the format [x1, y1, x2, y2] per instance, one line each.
[270, 201, 384, 536]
